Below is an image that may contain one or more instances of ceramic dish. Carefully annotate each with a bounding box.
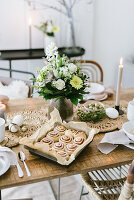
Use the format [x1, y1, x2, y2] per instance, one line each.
[122, 121, 134, 141]
[85, 83, 105, 94]
[0, 156, 10, 176]
[83, 94, 108, 101]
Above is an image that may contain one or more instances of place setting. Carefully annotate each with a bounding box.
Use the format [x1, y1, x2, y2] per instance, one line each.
[0, 117, 31, 178]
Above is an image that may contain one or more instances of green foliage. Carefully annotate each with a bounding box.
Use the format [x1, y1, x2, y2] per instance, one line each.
[77, 107, 106, 123]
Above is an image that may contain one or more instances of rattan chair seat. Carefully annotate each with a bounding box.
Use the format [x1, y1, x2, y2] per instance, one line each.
[80, 165, 130, 200]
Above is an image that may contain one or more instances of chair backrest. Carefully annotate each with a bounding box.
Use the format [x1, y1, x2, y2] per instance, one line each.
[75, 60, 103, 83]
[118, 160, 134, 200]
[0, 68, 35, 98]
[0, 76, 32, 98]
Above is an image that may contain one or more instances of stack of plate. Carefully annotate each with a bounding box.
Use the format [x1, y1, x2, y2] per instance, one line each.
[83, 83, 107, 101]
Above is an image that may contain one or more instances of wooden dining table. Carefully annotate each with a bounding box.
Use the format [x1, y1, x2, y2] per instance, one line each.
[0, 88, 134, 200]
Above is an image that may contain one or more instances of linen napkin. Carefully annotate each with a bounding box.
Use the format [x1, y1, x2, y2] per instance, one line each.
[0, 146, 24, 177]
[0, 146, 19, 165]
[98, 130, 134, 154]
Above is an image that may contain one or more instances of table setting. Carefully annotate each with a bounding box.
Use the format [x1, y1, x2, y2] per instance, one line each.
[0, 43, 134, 200]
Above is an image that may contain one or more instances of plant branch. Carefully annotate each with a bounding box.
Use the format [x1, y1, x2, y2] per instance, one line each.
[71, 0, 77, 8]
[26, 0, 67, 16]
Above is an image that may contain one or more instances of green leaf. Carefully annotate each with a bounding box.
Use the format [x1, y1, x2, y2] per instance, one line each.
[44, 89, 53, 94]
[57, 55, 61, 60]
[54, 96, 64, 101]
[58, 58, 62, 68]
[30, 78, 36, 82]
[70, 97, 78, 105]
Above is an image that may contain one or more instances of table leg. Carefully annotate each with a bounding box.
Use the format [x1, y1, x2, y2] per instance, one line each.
[9, 60, 12, 77]
[48, 178, 60, 200]
[0, 190, 2, 200]
[79, 185, 84, 200]
[57, 178, 60, 200]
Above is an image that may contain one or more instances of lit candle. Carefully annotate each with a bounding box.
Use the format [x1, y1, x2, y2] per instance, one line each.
[115, 57, 123, 106]
[0, 103, 6, 121]
[29, 17, 32, 49]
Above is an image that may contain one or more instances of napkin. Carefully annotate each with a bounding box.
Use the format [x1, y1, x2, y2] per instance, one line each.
[98, 130, 134, 154]
[0, 146, 18, 166]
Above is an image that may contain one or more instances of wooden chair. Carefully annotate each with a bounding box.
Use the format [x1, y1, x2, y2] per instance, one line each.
[0, 68, 35, 98]
[75, 60, 103, 83]
[79, 161, 134, 200]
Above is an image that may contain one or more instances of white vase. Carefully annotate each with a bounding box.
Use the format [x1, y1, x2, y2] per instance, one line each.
[44, 35, 56, 53]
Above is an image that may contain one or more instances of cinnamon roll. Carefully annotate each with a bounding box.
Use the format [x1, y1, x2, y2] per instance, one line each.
[65, 143, 78, 155]
[65, 129, 78, 138]
[47, 131, 60, 142]
[52, 142, 64, 151]
[54, 125, 66, 135]
[59, 135, 72, 145]
[41, 137, 53, 146]
[74, 137, 85, 145]
[57, 151, 69, 161]
[73, 131, 87, 140]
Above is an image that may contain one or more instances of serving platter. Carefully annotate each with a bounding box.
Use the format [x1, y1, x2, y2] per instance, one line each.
[0, 156, 10, 176]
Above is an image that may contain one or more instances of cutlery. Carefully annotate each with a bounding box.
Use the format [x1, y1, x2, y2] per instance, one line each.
[18, 151, 31, 177]
[16, 162, 24, 178]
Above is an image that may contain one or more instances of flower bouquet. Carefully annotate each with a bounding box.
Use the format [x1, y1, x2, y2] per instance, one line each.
[33, 43, 88, 120]
[35, 20, 59, 37]
[35, 20, 59, 52]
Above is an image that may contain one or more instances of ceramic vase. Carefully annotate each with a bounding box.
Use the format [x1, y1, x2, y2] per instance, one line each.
[48, 98, 73, 122]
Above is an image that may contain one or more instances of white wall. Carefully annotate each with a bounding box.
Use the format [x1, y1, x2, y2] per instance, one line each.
[92, 0, 134, 88]
[0, 0, 94, 81]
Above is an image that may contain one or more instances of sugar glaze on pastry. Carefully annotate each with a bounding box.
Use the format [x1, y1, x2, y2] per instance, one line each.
[41, 137, 53, 145]
[73, 131, 87, 140]
[47, 131, 60, 142]
[57, 151, 69, 160]
[54, 125, 66, 135]
[74, 137, 85, 145]
[66, 143, 78, 155]
[59, 135, 72, 145]
[53, 142, 64, 151]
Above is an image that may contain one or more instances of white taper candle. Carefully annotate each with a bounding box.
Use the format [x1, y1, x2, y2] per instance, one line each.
[29, 17, 32, 49]
[115, 57, 123, 106]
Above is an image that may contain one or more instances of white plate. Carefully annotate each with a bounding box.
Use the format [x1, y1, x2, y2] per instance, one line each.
[122, 121, 134, 141]
[83, 94, 108, 101]
[99, 94, 108, 101]
[0, 156, 10, 176]
[85, 83, 105, 94]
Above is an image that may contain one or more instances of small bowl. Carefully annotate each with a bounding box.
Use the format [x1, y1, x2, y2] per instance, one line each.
[122, 121, 134, 141]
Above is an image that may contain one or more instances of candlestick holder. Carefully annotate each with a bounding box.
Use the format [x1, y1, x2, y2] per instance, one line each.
[115, 105, 124, 115]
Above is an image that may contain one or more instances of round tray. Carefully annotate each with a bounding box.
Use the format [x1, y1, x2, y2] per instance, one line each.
[58, 46, 85, 58]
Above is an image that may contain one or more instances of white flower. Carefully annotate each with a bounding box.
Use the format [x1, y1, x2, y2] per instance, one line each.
[53, 79, 65, 90]
[46, 42, 58, 60]
[46, 72, 53, 82]
[36, 75, 42, 82]
[41, 65, 48, 73]
[53, 69, 59, 78]
[60, 67, 71, 78]
[68, 63, 77, 74]
[46, 24, 53, 33]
